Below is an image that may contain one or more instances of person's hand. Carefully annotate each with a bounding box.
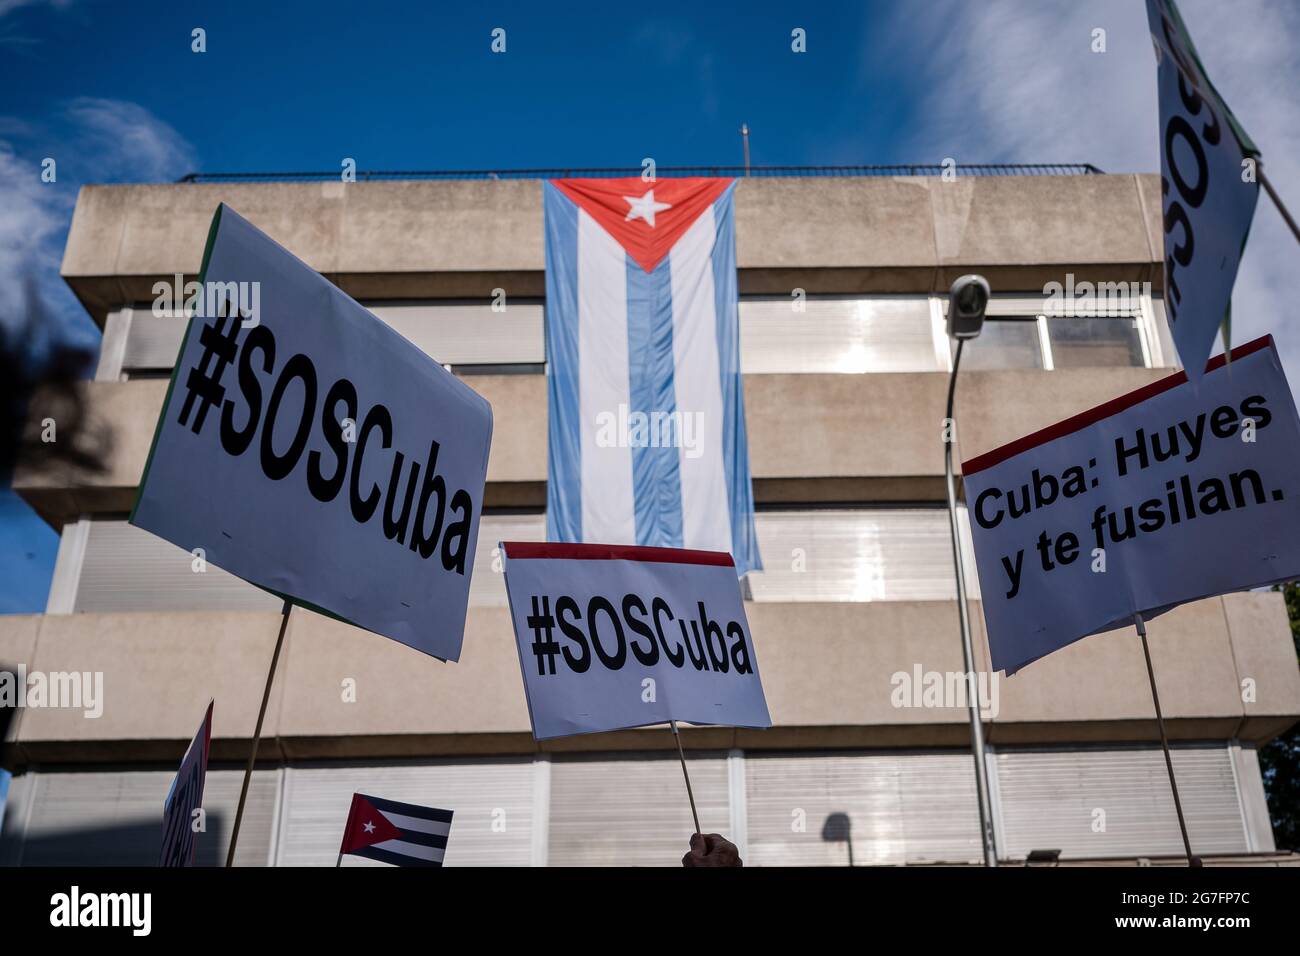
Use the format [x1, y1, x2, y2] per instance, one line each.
[681, 832, 742, 867]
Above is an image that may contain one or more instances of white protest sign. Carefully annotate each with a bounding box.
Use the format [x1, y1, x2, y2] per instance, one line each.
[500, 542, 771, 739]
[131, 204, 493, 661]
[1146, 0, 1259, 379]
[160, 700, 212, 867]
[963, 336, 1300, 675]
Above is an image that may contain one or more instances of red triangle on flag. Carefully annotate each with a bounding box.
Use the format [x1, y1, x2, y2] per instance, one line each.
[552, 177, 733, 273]
[340, 793, 403, 854]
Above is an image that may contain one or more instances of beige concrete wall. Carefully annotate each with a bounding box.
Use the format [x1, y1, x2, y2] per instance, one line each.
[1221, 592, 1300, 740]
[61, 174, 1163, 322]
[16, 172, 1293, 771]
[14, 366, 1170, 522]
[1, 611, 287, 762]
[4, 592, 1295, 765]
[976, 594, 1258, 744]
[0, 615, 41, 755]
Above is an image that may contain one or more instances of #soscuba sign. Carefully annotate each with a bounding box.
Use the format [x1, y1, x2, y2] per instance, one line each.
[131, 204, 493, 662]
[500, 542, 771, 740]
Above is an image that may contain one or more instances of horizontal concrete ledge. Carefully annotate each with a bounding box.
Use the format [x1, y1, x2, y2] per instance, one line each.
[65, 272, 550, 326]
[479, 477, 953, 510]
[3, 593, 1296, 768]
[63, 263, 1165, 329]
[15, 366, 1172, 527]
[3, 722, 1280, 769]
[985, 718, 1253, 746]
[386, 477, 951, 512]
[60, 174, 1163, 324]
[11, 477, 958, 525]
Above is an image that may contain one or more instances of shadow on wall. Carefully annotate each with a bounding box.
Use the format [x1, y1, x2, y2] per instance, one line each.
[4, 812, 230, 867]
[822, 811, 854, 866]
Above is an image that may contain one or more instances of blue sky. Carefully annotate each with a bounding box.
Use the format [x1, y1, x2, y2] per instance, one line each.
[2, 1, 899, 177]
[2, 0, 1299, 612]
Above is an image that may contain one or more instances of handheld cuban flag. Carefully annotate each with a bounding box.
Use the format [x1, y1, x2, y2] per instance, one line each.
[544, 177, 761, 575]
[338, 793, 453, 868]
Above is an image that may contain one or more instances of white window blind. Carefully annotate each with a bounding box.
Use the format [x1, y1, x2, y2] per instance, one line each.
[740, 295, 938, 373]
[748, 508, 980, 602]
[70, 510, 978, 611]
[71, 516, 540, 613]
[547, 753, 732, 866]
[366, 300, 545, 366]
[0, 746, 1256, 866]
[274, 759, 538, 867]
[0, 767, 279, 867]
[119, 293, 1162, 377]
[74, 519, 283, 613]
[744, 751, 983, 866]
[120, 297, 944, 376]
[994, 745, 1249, 859]
[118, 301, 545, 377]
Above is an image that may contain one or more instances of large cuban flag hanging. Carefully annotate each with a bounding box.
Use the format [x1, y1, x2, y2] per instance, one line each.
[543, 177, 761, 575]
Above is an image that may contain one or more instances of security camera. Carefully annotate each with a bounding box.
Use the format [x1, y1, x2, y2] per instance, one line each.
[946, 274, 991, 339]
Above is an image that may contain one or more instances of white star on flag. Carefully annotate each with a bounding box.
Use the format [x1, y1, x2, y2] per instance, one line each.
[623, 189, 672, 228]
[363, 820, 375, 833]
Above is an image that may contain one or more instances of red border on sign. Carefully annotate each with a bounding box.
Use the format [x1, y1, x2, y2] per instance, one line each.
[501, 541, 735, 567]
[961, 335, 1275, 477]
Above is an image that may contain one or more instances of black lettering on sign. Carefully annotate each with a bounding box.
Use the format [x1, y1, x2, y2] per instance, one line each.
[556, 595, 589, 673]
[587, 595, 627, 670]
[1155, 6, 1232, 331]
[260, 353, 317, 481]
[181, 313, 479, 571]
[307, 378, 357, 502]
[525, 591, 755, 678]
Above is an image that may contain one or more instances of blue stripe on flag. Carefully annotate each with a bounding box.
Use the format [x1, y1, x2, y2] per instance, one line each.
[362, 793, 454, 823]
[389, 829, 449, 849]
[358, 796, 454, 827]
[711, 184, 762, 574]
[626, 256, 684, 548]
[544, 183, 582, 542]
[351, 845, 444, 868]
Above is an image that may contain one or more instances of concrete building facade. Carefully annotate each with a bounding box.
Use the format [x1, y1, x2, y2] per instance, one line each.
[2, 169, 1298, 866]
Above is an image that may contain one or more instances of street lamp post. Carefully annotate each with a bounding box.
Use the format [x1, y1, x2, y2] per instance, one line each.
[944, 275, 998, 868]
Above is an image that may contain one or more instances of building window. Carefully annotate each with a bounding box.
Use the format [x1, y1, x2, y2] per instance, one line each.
[949, 305, 1153, 371]
[955, 317, 1044, 371]
[367, 300, 545, 370]
[748, 507, 979, 601]
[105, 291, 1163, 381]
[61, 509, 979, 612]
[1045, 315, 1145, 368]
[739, 296, 940, 374]
[4, 744, 1252, 866]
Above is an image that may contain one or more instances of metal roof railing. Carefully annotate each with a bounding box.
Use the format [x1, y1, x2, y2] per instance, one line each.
[178, 163, 1104, 184]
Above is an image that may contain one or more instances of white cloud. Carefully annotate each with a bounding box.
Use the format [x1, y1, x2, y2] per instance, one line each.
[0, 0, 74, 19]
[64, 97, 195, 183]
[884, 0, 1157, 171]
[0, 143, 74, 342]
[0, 98, 195, 350]
[880, 0, 1300, 387]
